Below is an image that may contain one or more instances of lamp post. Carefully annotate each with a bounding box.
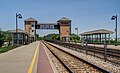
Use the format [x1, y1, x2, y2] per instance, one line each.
[16, 13, 22, 46]
[0, 28, 1, 41]
[0, 28, 1, 47]
[74, 28, 78, 46]
[75, 28, 78, 35]
[0, 28, 1, 39]
[111, 15, 117, 43]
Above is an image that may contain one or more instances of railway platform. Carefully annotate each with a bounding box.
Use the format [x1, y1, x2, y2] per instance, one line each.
[87, 44, 120, 50]
[37, 42, 54, 73]
[0, 41, 39, 73]
[68, 42, 120, 50]
[0, 41, 55, 73]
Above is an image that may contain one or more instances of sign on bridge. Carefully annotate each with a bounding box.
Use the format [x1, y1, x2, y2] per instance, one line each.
[35, 23, 59, 29]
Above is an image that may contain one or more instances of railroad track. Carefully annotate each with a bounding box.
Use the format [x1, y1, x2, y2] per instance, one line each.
[48, 41, 120, 64]
[42, 41, 110, 73]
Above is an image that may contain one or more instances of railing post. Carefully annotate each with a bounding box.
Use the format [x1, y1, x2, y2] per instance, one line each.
[86, 41, 88, 55]
[104, 34, 107, 62]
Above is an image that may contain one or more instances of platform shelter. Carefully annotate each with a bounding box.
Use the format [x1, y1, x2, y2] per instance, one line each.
[80, 29, 114, 43]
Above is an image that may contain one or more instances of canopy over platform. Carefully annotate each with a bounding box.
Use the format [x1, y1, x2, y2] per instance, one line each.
[80, 29, 114, 44]
[8, 29, 27, 34]
[80, 29, 114, 36]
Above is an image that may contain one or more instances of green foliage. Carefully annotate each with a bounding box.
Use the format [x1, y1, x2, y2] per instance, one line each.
[0, 31, 6, 40]
[109, 39, 120, 45]
[43, 34, 60, 40]
[0, 31, 6, 47]
[43, 33, 80, 41]
[0, 31, 12, 47]
[35, 34, 39, 40]
[0, 40, 4, 47]
[5, 33, 12, 46]
[70, 33, 80, 41]
[39, 37, 43, 40]
[35, 34, 45, 40]
[5, 33, 12, 41]
[0, 45, 17, 54]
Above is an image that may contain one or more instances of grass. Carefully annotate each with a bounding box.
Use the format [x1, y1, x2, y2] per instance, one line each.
[110, 43, 120, 46]
[0, 45, 17, 54]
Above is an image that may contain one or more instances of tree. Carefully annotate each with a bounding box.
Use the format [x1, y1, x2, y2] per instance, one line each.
[0, 31, 12, 47]
[35, 34, 39, 40]
[43, 34, 60, 40]
[39, 37, 43, 40]
[5, 33, 12, 46]
[0, 30, 5, 47]
[70, 33, 80, 41]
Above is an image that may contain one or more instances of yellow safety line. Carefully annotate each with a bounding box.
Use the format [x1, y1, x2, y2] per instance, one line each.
[28, 42, 39, 73]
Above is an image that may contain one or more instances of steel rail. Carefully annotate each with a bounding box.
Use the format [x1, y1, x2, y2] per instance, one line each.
[42, 41, 73, 73]
[45, 41, 111, 73]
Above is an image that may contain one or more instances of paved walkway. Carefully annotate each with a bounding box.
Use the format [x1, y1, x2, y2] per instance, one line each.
[37, 42, 53, 73]
[0, 41, 39, 73]
[87, 44, 120, 50]
[74, 42, 120, 50]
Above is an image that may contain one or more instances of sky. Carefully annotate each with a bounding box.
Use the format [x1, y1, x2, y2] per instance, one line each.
[0, 0, 120, 38]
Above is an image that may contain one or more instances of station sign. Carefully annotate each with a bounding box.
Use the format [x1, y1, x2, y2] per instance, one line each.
[35, 23, 59, 29]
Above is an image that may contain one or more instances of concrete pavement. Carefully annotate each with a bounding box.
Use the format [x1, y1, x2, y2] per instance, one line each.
[74, 42, 120, 50]
[0, 41, 39, 73]
[87, 44, 120, 50]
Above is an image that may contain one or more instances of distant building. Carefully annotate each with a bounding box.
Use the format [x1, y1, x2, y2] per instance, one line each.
[8, 29, 28, 45]
[24, 17, 37, 43]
